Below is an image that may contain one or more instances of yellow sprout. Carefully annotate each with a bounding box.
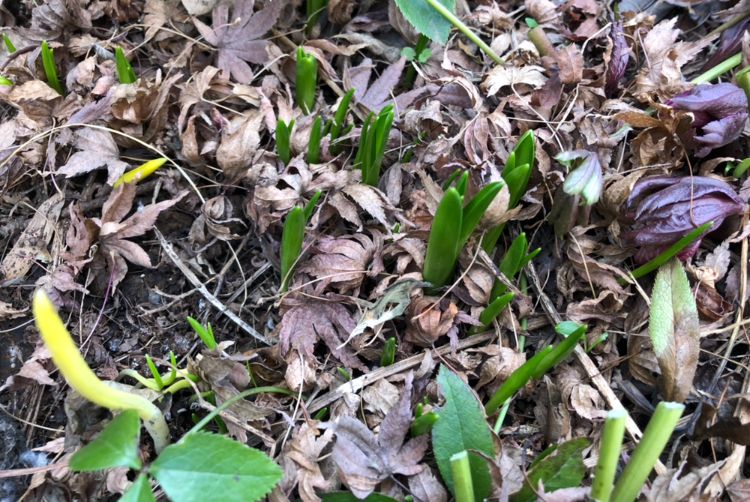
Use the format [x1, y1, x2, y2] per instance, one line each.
[33, 290, 169, 452]
[113, 158, 167, 188]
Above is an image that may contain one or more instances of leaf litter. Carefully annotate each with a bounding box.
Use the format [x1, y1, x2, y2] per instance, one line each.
[2, 0, 750, 501]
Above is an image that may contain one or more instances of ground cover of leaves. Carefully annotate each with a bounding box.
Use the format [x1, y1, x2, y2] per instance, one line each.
[1, 0, 750, 500]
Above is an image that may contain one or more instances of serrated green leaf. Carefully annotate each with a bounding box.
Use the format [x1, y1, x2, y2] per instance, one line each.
[394, 0, 456, 44]
[511, 438, 589, 502]
[150, 432, 282, 502]
[70, 410, 142, 472]
[432, 365, 495, 501]
[119, 474, 156, 502]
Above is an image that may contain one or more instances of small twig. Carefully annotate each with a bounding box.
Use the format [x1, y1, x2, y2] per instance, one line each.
[306, 332, 494, 413]
[155, 229, 271, 345]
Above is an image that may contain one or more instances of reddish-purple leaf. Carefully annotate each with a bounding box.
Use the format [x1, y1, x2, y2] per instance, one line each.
[622, 176, 745, 263]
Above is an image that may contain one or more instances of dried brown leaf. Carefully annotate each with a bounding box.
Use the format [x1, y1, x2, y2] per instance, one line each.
[57, 129, 129, 185]
[193, 0, 283, 84]
[330, 373, 428, 498]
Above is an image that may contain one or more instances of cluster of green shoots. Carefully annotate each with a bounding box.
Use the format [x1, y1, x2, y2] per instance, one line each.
[354, 105, 395, 186]
[276, 88, 354, 165]
[422, 172, 503, 287]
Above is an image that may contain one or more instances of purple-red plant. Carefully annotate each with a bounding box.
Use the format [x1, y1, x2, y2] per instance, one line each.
[667, 83, 748, 157]
[605, 22, 629, 97]
[622, 176, 745, 264]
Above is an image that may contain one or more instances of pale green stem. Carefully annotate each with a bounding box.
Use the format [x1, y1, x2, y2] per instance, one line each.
[592, 408, 627, 502]
[424, 0, 503, 65]
[691, 53, 742, 84]
[610, 402, 684, 502]
[450, 451, 475, 502]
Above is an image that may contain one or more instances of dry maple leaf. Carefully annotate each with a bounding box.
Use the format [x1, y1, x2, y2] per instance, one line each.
[329, 372, 428, 498]
[67, 183, 186, 289]
[57, 129, 129, 185]
[299, 234, 376, 294]
[277, 296, 364, 370]
[194, 0, 284, 84]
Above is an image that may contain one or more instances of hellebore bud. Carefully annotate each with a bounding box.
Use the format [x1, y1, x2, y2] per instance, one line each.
[622, 176, 745, 264]
[667, 83, 748, 157]
[557, 150, 603, 206]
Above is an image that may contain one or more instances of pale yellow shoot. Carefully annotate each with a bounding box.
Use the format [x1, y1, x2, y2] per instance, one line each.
[113, 158, 167, 188]
[32, 289, 169, 452]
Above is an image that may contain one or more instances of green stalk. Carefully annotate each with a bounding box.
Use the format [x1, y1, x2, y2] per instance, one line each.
[41, 41, 64, 95]
[450, 451, 475, 502]
[492, 333, 525, 433]
[624, 221, 713, 283]
[592, 408, 627, 502]
[691, 53, 742, 84]
[485, 345, 554, 415]
[380, 337, 396, 366]
[307, 116, 323, 164]
[280, 206, 305, 292]
[459, 181, 503, 248]
[145, 354, 164, 389]
[610, 402, 684, 502]
[424, 0, 503, 64]
[276, 119, 294, 165]
[114, 47, 137, 84]
[296, 47, 318, 114]
[187, 317, 217, 349]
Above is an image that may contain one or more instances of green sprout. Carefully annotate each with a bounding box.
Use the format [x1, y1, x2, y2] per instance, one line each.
[41, 41, 64, 95]
[296, 47, 318, 114]
[410, 409, 439, 436]
[485, 322, 587, 415]
[187, 316, 217, 350]
[280, 191, 322, 292]
[355, 105, 395, 186]
[380, 337, 396, 366]
[307, 116, 323, 164]
[422, 175, 503, 287]
[403, 34, 431, 88]
[479, 232, 540, 328]
[484, 131, 536, 252]
[325, 88, 355, 153]
[3, 34, 16, 53]
[725, 157, 750, 178]
[306, 0, 328, 34]
[114, 47, 137, 84]
[0, 75, 11, 86]
[276, 119, 294, 165]
[119, 351, 200, 394]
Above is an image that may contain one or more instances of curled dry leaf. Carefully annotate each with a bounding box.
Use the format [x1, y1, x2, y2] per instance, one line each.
[277, 295, 364, 371]
[300, 234, 375, 294]
[330, 372, 428, 498]
[277, 423, 335, 502]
